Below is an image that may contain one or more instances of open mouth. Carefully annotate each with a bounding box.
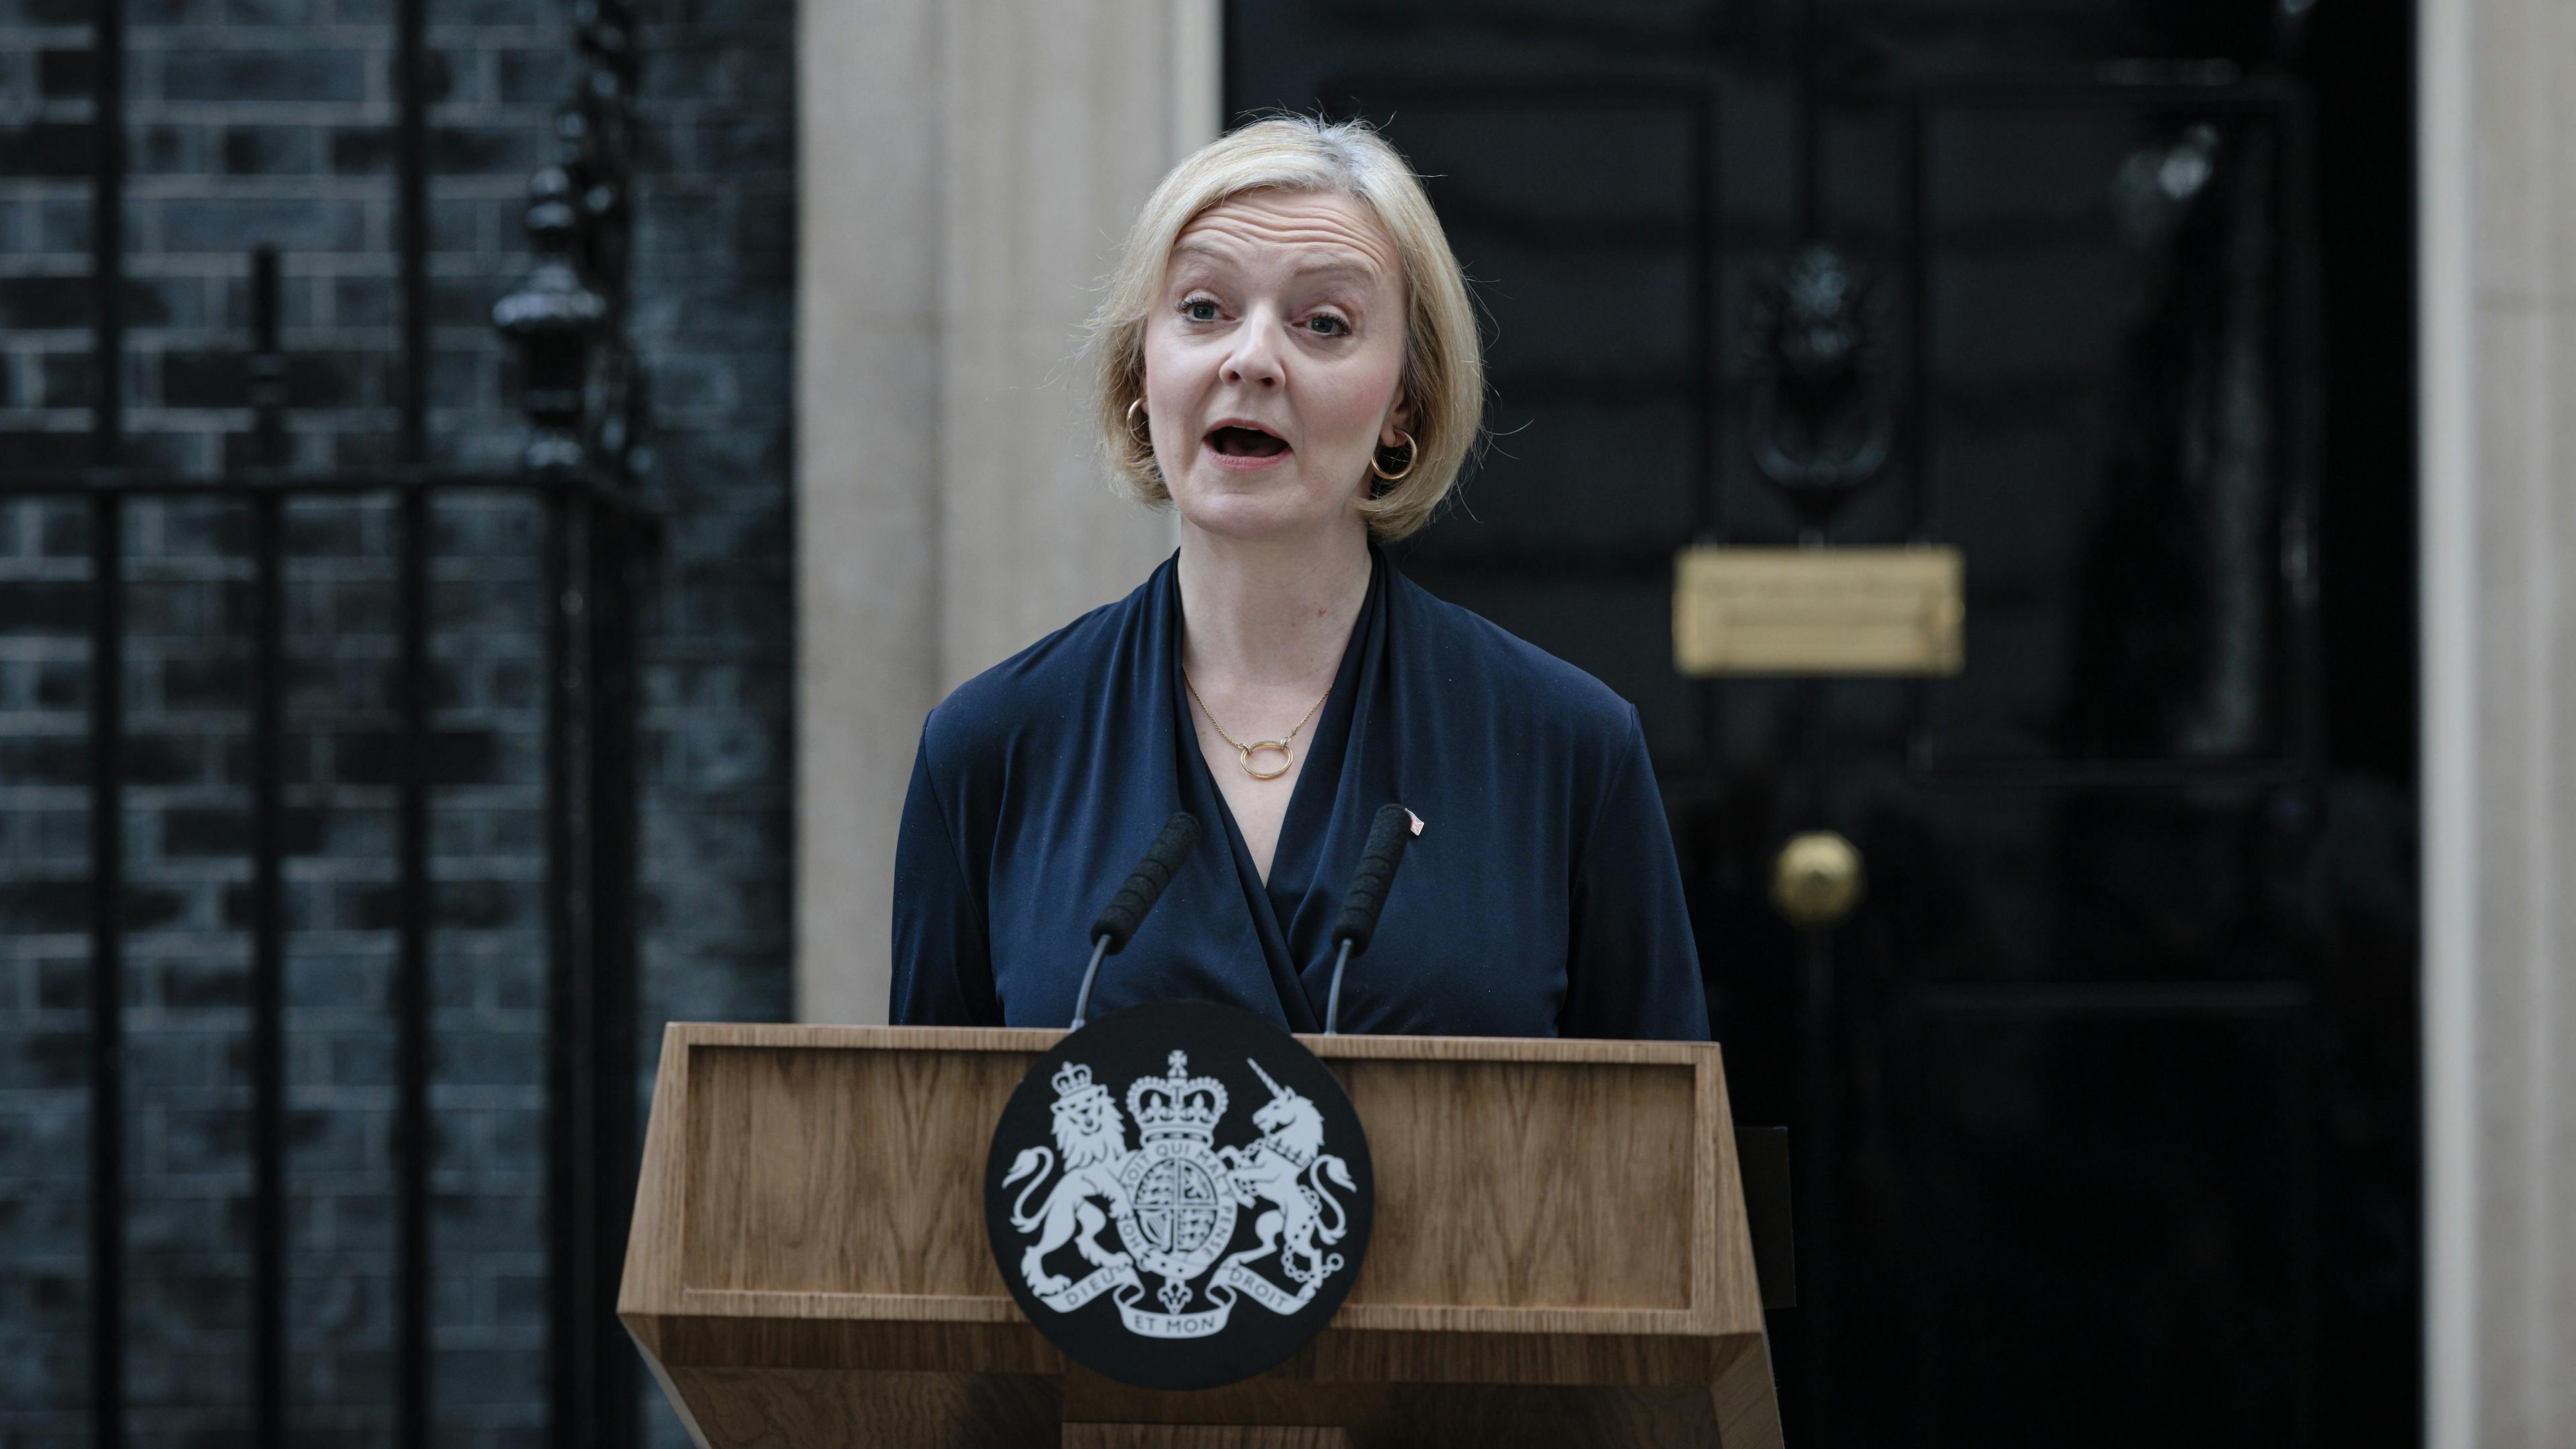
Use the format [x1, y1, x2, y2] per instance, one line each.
[1205, 424, 1291, 460]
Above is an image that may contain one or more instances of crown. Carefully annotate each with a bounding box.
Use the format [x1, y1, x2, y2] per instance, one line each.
[1051, 1060, 1109, 1108]
[1126, 1050, 1228, 1143]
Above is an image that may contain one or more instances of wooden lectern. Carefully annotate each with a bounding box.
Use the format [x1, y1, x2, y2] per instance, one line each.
[621, 1023, 1782, 1448]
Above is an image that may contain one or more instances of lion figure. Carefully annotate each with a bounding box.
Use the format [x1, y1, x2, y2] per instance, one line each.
[1002, 1071, 1135, 1297]
[1220, 1061, 1352, 1287]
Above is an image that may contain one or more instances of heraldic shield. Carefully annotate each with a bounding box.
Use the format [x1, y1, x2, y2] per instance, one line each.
[983, 1000, 1377, 1391]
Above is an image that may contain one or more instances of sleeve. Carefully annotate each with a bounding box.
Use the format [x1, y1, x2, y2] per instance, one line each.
[1559, 706, 1712, 1041]
[889, 719, 1003, 1025]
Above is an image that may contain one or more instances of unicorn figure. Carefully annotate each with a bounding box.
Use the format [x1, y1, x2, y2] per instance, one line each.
[1218, 1057, 1354, 1286]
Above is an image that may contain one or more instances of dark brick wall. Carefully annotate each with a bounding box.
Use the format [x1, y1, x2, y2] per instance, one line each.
[0, 0, 794, 1444]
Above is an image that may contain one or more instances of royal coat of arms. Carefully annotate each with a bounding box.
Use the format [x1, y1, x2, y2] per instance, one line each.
[999, 1047, 1360, 1339]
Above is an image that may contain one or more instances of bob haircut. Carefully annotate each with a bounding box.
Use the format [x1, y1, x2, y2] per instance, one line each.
[1089, 116, 1484, 543]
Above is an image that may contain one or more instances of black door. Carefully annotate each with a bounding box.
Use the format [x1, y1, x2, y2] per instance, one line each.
[1230, 3, 2417, 1444]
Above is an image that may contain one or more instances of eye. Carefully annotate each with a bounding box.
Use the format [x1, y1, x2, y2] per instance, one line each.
[1305, 313, 1350, 337]
[1181, 296, 1222, 323]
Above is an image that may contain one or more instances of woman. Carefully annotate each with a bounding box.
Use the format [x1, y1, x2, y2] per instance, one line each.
[892, 117, 1707, 1040]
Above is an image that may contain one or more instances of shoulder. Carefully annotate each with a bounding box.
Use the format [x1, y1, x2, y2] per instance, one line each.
[1387, 567, 1641, 748]
[918, 571, 1155, 775]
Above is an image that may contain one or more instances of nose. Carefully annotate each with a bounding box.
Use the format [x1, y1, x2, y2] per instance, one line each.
[1221, 313, 1284, 389]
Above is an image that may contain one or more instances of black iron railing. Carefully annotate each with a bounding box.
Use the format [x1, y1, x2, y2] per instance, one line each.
[28, 0, 656, 1442]
[5, 464, 653, 1448]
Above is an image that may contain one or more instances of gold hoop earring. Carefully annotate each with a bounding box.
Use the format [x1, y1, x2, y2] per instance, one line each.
[1368, 430, 1417, 482]
[1126, 398, 1148, 435]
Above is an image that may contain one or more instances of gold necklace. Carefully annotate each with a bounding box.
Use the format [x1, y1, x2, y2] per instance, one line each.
[1182, 667, 1331, 781]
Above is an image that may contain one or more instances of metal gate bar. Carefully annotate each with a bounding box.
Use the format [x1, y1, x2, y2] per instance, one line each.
[7, 466, 656, 1448]
[83, 497, 125, 1449]
[84, 0, 127, 1440]
[248, 246, 288, 1449]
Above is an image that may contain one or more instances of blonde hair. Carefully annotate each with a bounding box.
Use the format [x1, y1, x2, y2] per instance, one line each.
[1089, 116, 1483, 543]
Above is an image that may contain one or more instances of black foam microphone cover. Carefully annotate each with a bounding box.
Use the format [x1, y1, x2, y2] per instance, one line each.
[1089, 812, 1201, 953]
[1330, 803, 1415, 953]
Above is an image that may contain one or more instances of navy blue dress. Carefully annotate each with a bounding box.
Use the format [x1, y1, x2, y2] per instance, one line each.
[890, 549, 1709, 1040]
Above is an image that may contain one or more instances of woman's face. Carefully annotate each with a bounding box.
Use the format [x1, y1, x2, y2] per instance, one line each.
[1141, 188, 1411, 544]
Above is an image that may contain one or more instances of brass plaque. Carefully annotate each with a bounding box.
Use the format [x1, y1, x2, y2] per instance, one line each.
[1672, 546, 1964, 676]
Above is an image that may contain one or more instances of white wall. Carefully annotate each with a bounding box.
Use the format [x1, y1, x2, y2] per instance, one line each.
[2422, 0, 2576, 1442]
[794, 1, 1218, 1026]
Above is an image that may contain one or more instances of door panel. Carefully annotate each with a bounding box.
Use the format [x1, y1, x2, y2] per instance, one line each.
[1874, 790, 2312, 985]
[1902, 1008, 2308, 1445]
[1914, 100, 2302, 771]
[1356, 90, 1713, 567]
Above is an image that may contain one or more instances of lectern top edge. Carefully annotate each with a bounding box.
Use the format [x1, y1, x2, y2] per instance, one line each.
[661, 1285, 1727, 1340]
[656, 1018, 1727, 1069]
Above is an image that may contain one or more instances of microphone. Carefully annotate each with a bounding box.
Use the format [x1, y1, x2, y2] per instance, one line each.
[1069, 812, 1201, 1028]
[1325, 803, 1417, 1034]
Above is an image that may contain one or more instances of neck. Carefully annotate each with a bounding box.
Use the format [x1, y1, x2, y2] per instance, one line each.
[1175, 515, 1373, 688]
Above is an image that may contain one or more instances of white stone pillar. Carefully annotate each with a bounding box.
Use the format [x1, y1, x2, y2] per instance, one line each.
[2422, 0, 2576, 1443]
[794, 1, 1218, 1025]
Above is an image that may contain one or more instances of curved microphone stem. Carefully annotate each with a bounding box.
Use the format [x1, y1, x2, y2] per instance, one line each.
[1069, 934, 1112, 1030]
[1322, 803, 1414, 1037]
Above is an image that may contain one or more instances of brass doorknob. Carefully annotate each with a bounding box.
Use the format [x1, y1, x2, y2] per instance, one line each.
[1772, 830, 1865, 928]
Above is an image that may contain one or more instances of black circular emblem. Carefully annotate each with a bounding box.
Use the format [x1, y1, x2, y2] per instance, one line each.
[983, 1000, 1374, 1391]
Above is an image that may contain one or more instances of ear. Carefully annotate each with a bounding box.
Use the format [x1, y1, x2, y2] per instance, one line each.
[1381, 392, 1415, 447]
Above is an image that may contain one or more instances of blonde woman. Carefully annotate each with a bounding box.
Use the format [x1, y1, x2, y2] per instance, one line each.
[892, 117, 1707, 1039]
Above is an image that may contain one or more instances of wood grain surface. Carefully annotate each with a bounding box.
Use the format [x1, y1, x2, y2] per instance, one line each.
[621, 1022, 1782, 1447]
[1061, 1426, 1353, 1449]
[1345, 1058, 1692, 1311]
[1064, 1368, 1752, 1448]
[1707, 1336, 1785, 1449]
[682, 1043, 1036, 1296]
[664, 1366, 1059, 1448]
